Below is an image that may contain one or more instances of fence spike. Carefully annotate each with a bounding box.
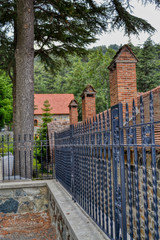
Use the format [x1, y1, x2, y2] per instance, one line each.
[126, 102, 129, 125]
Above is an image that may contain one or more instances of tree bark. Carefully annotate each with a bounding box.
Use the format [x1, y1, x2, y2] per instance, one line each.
[15, 0, 34, 178]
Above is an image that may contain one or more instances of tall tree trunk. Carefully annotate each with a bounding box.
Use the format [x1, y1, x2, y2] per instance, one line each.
[15, 0, 34, 178]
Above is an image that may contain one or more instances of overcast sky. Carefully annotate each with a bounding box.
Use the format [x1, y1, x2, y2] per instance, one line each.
[89, 0, 160, 48]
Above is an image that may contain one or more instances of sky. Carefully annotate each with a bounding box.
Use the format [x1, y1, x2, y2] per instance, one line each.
[89, 0, 160, 48]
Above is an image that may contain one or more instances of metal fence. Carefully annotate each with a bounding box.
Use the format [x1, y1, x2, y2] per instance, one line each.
[55, 92, 160, 240]
[0, 134, 55, 181]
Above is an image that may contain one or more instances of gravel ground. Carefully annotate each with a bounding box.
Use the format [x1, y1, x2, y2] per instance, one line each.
[0, 211, 57, 240]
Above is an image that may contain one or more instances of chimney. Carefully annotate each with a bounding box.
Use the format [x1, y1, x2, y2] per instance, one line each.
[81, 85, 96, 121]
[68, 99, 78, 125]
[108, 45, 138, 117]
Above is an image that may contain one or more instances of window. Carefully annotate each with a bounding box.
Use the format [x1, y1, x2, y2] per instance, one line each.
[34, 119, 38, 126]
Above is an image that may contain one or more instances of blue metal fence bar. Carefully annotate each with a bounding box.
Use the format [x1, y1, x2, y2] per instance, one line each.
[35, 134, 38, 178]
[82, 123, 85, 210]
[96, 115, 101, 227]
[140, 96, 149, 240]
[54, 132, 57, 179]
[13, 135, 16, 179]
[73, 126, 77, 201]
[78, 125, 81, 204]
[119, 103, 127, 240]
[84, 123, 87, 209]
[78, 124, 81, 203]
[30, 134, 32, 179]
[81, 123, 84, 207]
[24, 136, 27, 179]
[7, 135, 10, 180]
[149, 92, 159, 239]
[79, 124, 82, 207]
[86, 120, 89, 214]
[88, 119, 91, 217]
[99, 114, 105, 232]
[111, 105, 120, 239]
[2, 135, 4, 180]
[94, 117, 98, 224]
[71, 125, 75, 200]
[92, 117, 96, 221]
[125, 103, 133, 240]
[111, 103, 127, 240]
[40, 134, 43, 178]
[107, 109, 113, 238]
[18, 135, 21, 179]
[132, 99, 141, 240]
[46, 133, 49, 179]
[103, 112, 108, 234]
[86, 121, 89, 214]
[90, 118, 94, 220]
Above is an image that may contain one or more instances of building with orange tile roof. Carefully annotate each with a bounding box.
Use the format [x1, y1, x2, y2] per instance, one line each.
[34, 94, 74, 128]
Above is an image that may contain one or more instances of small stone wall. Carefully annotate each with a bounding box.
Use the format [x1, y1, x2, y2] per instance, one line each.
[0, 186, 48, 214]
[49, 195, 73, 240]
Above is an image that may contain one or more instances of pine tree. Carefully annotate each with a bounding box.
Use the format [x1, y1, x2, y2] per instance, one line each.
[34, 100, 52, 174]
[134, 38, 160, 92]
[38, 100, 53, 140]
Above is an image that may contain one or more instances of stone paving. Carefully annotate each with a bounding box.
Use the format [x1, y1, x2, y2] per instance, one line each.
[0, 211, 57, 240]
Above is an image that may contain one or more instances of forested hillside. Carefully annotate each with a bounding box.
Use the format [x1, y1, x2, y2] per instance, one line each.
[1, 39, 160, 127]
[34, 39, 160, 119]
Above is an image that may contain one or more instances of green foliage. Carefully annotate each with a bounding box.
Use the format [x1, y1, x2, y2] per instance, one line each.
[34, 58, 55, 93]
[130, 38, 160, 92]
[34, 100, 52, 169]
[34, 47, 116, 120]
[34, 40, 160, 113]
[33, 157, 41, 172]
[0, 141, 13, 156]
[0, 0, 158, 76]
[0, 71, 13, 129]
[108, 0, 155, 35]
[108, 44, 121, 51]
[38, 100, 53, 139]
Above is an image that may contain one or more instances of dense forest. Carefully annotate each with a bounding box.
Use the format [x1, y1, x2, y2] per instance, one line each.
[1, 38, 160, 126]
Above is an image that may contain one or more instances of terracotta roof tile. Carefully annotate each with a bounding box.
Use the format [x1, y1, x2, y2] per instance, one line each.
[34, 94, 74, 115]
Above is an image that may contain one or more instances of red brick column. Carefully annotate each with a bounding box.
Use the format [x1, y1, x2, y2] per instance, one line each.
[68, 99, 78, 125]
[81, 85, 96, 121]
[108, 45, 138, 118]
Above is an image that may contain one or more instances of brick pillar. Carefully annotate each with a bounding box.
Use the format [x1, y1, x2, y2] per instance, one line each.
[81, 85, 96, 121]
[108, 45, 138, 118]
[68, 99, 78, 125]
